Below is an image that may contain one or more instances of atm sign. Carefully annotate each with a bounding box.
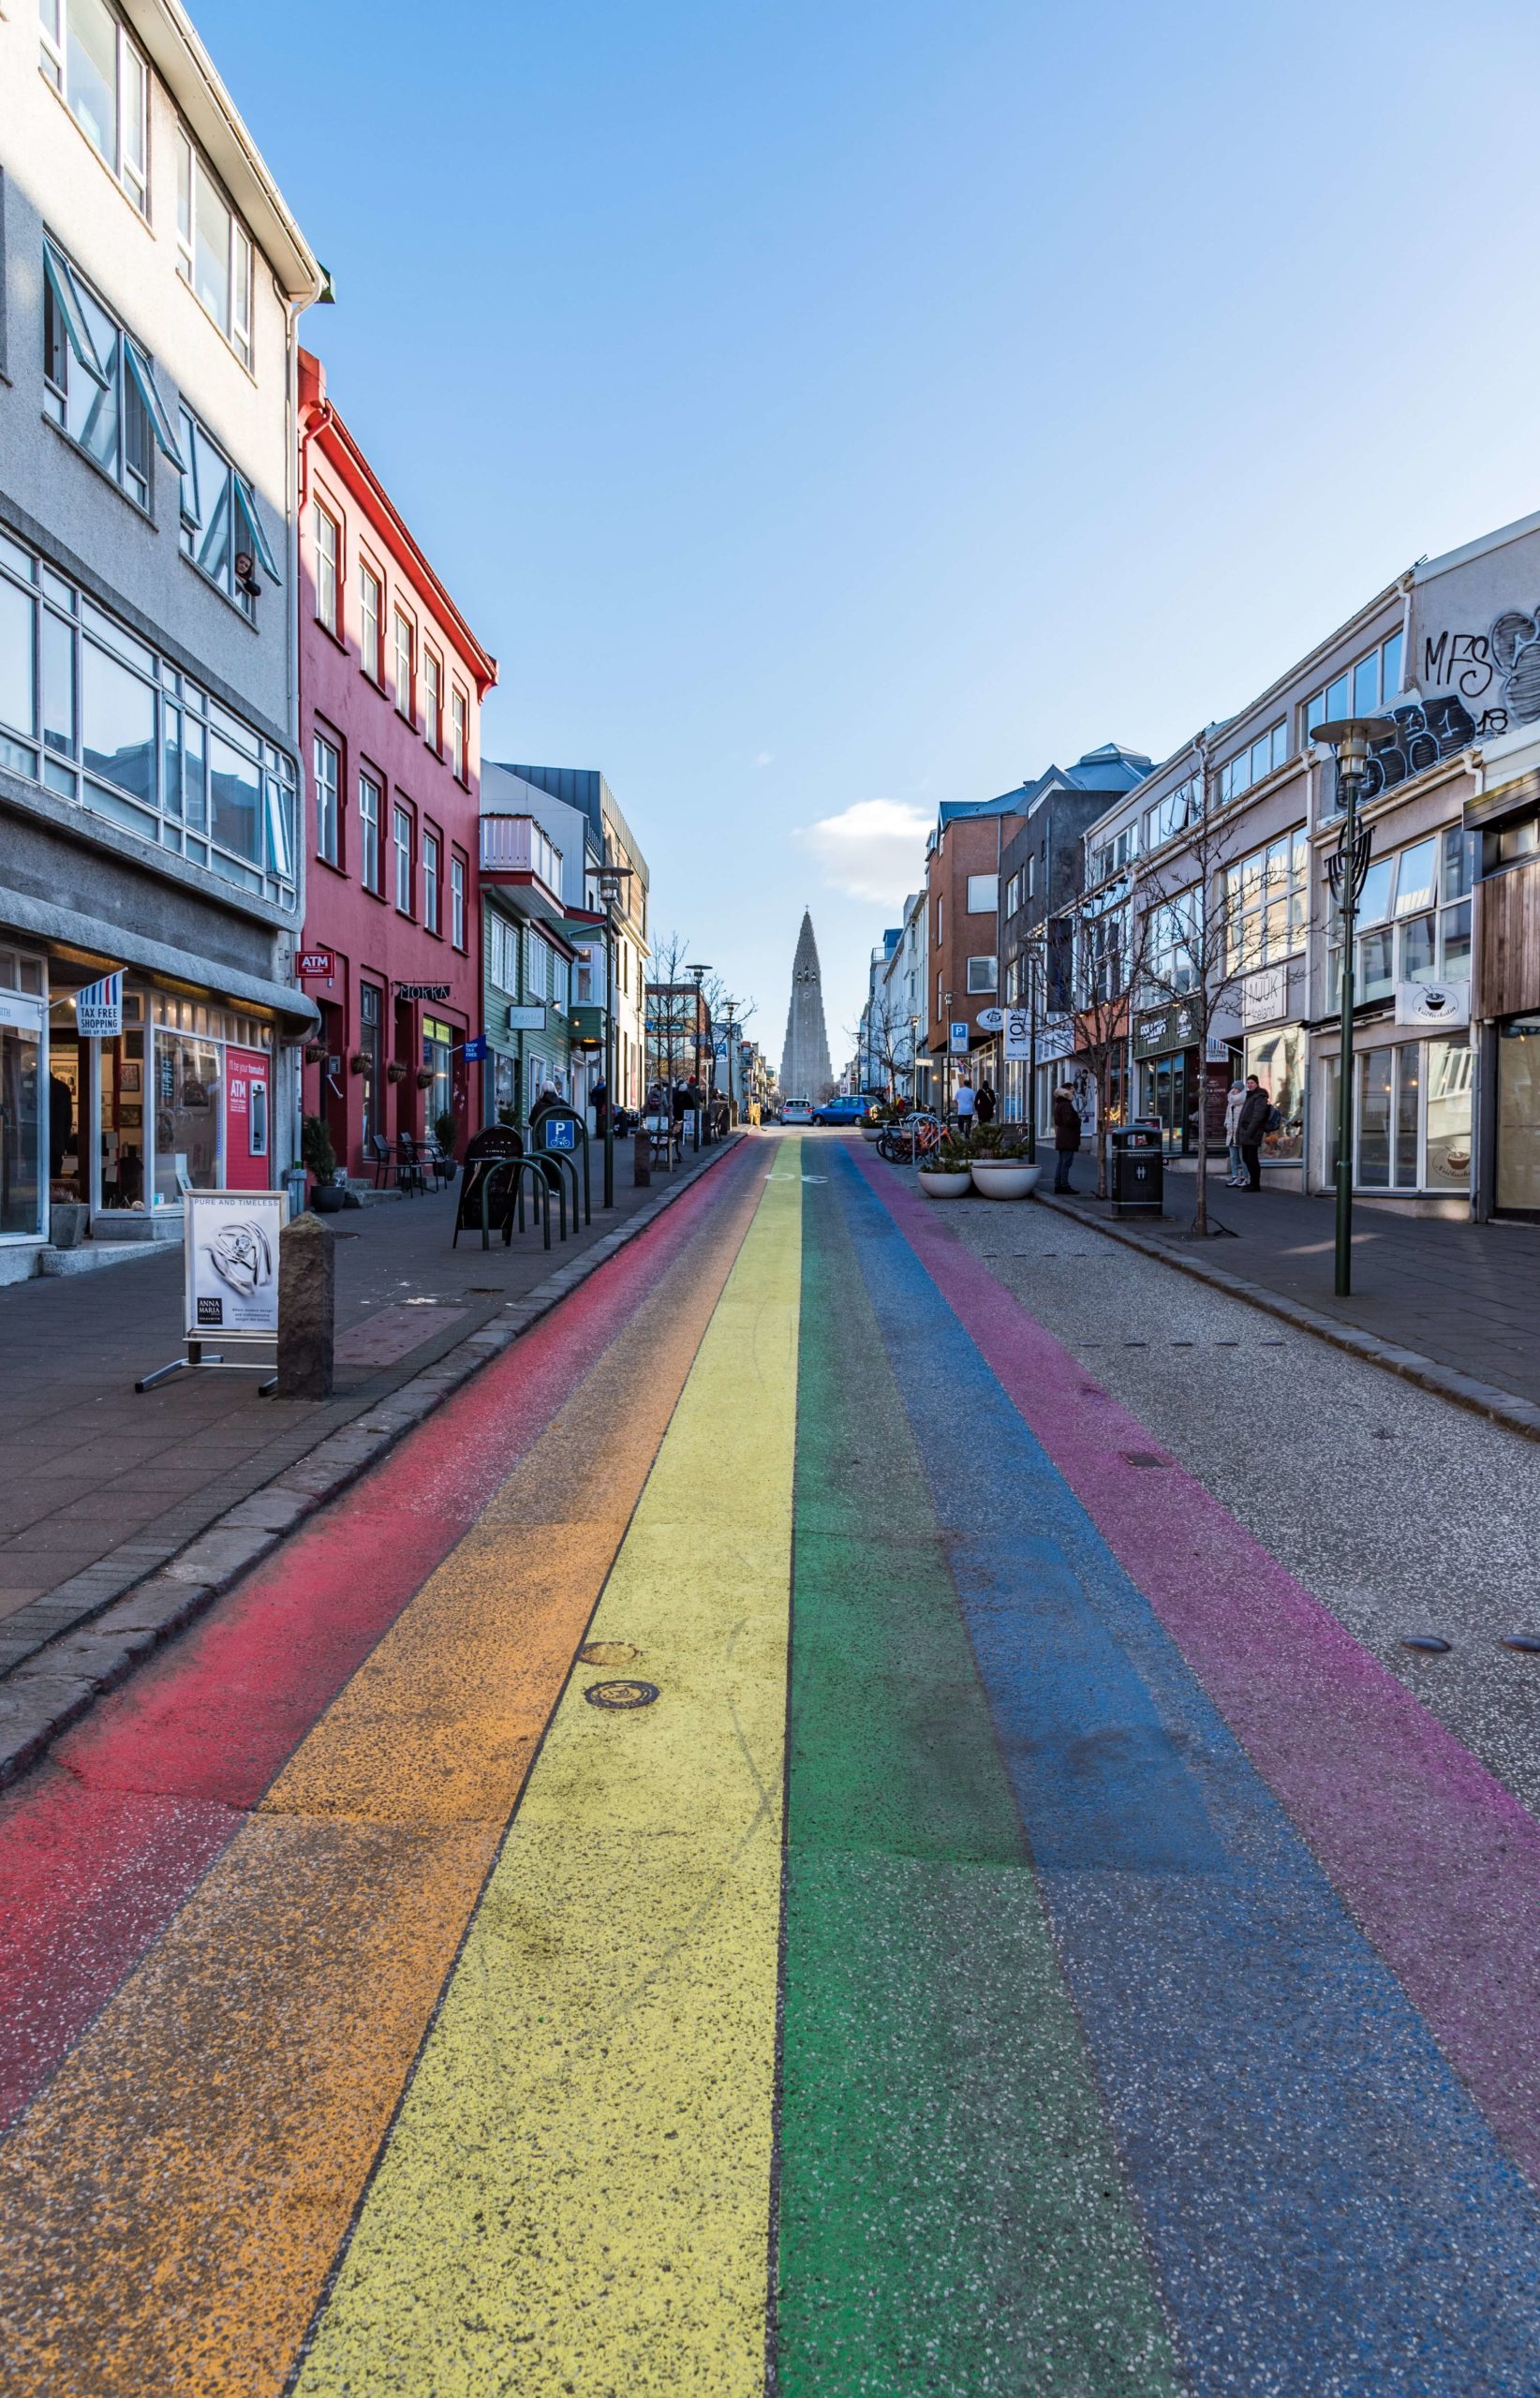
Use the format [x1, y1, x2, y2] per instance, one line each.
[298, 951, 335, 979]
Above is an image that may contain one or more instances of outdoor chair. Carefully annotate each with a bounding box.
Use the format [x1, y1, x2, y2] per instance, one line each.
[395, 1133, 428, 1196]
[367, 1134, 396, 1190]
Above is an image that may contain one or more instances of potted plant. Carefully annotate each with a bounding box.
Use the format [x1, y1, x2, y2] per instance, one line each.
[434, 1107, 460, 1177]
[970, 1125, 1042, 1199]
[303, 1038, 325, 1067]
[386, 1060, 407, 1086]
[415, 1068, 435, 1090]
[302, 1113, 346, 1213]
[917, 1130, 975, 1200]
[348, 1050, 368, 1075]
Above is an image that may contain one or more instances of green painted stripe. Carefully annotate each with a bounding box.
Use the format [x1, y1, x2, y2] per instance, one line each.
[773, 1174, 1179, 2396]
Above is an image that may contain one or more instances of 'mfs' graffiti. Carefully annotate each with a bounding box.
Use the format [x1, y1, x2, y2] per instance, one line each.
[1421, 609, 1540, 737]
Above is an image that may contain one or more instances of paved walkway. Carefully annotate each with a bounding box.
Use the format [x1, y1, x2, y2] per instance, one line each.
[6, 1131, 1540, 2392]
[1049, 1166, 1540, 1408]
[0, 1141, 718, 1658]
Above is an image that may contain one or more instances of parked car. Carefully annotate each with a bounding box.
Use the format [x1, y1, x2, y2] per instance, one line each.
[810, 1094, 880, 1127]
[781, 1098, 814, 1125]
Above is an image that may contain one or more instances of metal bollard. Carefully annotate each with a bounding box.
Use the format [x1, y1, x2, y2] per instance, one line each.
[632, 1129, 652, 1189]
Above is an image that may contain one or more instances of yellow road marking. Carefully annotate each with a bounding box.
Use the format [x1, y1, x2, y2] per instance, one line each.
[296, 1149, 803, 2397]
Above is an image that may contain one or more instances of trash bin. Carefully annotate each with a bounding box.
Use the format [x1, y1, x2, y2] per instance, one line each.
[1110, 1119, 1164, 1218]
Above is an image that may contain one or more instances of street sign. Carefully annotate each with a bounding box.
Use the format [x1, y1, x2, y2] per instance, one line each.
[76, 970, 123, 1037]
[396, 981, 451, 1002]
[949, 1021, 970, 1055]
[183, 1190, 283, 1340]
[507, 1004, 546, 1030]
[543, 1117, 577, 1151]
[462, 1033, 489, 1060]
[298, 950, 335, 980]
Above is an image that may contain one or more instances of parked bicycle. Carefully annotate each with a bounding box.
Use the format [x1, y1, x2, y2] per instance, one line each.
[876, 1111, 942, 1164]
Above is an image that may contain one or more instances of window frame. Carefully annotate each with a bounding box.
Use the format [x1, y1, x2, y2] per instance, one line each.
[965, 954, 998, 995]
[422, 822, 441, 935]
[43, 239, 177, 513]
[449, 684, 468, 783]
[359, 562, 384, 684]
[451, 851, 466, 951]
[393, 800, 414, 917]
[1306, 631, 1404, 746]
[422, 647, 442, 753]
[175, 131, 255, 368]
[393, 606, 416, 725]
[178, 404, 277, 617]
[313, 729, 341, 868]
[40, 0, 148, 215]
[357, 765, 382, 896]
[313, 500, 340, 636]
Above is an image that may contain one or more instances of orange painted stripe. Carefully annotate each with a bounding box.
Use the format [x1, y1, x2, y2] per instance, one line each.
[0, 1162, 763, 2398]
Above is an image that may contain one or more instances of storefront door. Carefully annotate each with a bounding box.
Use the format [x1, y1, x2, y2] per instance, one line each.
[0, 990, 44, 1241]
[1496, 1019, 1540, 1218]
[1141, 1051, 1194, 1154]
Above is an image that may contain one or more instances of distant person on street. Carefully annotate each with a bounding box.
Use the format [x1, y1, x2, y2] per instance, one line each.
[955, 1075, 976, 1130]
[530, 1083, 560, 1128]
[590, 1078, 609, 1138]
[1052, 1088, 1081, 1192]
[1223, 1077, 1247, 1187]
[975, 1078, 997, 1125]
[1236, 1074, 1271, 1192]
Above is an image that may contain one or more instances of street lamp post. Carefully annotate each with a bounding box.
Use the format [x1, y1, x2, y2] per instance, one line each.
[721, 999, 737, 1124]
[908, 1014, 920, 1108]
[596, 863, 632, 1210]
[687, 963, 711, 1149]
[1312, 717, 1392, 1297]
[942, 989, 953, 1121]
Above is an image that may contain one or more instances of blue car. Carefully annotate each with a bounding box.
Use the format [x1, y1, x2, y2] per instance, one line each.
[810, 1094, 880, 1127]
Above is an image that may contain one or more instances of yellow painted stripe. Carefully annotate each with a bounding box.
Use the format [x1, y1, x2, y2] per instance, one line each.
[296, 1148, 803, 2398]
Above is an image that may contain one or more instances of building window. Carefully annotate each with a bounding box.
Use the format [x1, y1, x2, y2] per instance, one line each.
[179, 407, 278, 616]
[43, 240, 181, 511]
[935, 897, 943, 943]
[393, 609, 415, 723]
[358, 768, 381, 893]
[422, 648, 442, 752]
[0, 527, 298, 899]
[39, 0, 147, 214]
[1004, 870, 1021, 917]
[1145, 887, 1201, 996]
[966, 873, 999, 913]
[422, 827, 441, 934]
[451, 852, 466, 950]
[1223, 827, 1309, 974]
[1325, 826, 1474, 1005]
[1219, 723, 1288, 807]
[175, 134, 253, 367]
[314, 733, 340, 866]
[965, 955, 997, 994]
[360, 565, 383, 682]
[314, 504, 339, 634]
[359, 983, 383, 1147]
[1306, 631, 1404, 745]
[1144, 777, 1201, 850]
[393, 804, 413, 914]
[450, 686, 467, 782]
[1089, 823, 1138, 883]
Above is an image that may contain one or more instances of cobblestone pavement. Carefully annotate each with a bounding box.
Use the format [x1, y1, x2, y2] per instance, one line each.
[1057, 1164, 1540, 1406]
[0, 1144, 714, 1650]
[5, 1131, 1540, 2395]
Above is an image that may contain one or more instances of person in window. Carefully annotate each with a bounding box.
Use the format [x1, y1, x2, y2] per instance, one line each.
[974, 1078, 997, 1126]
[1052, 1089, 1081, 1192]
[1236, 1074, 1271, 1192]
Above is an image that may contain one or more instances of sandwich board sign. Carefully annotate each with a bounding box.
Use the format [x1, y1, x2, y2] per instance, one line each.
[184, 1190, 284, 1339]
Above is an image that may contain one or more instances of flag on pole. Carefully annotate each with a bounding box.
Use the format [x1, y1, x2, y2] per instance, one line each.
[76, 971, 124, 1037]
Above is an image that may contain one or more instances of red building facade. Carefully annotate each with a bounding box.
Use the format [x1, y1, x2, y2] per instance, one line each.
[296, 350, 496, 1175]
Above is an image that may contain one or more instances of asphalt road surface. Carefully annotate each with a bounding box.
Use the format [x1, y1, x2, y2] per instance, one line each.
[3, 1129, 1540, 2395]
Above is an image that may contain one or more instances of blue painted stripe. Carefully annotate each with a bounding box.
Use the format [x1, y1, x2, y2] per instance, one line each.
[834, 1155, 1540, 2395]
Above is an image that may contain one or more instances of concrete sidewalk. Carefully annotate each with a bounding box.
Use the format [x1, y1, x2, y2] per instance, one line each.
[0, 1136, 734, 1685]
[1045, 1166, 1540, 1421]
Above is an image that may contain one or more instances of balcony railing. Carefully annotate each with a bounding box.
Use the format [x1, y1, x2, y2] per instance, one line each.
[481, 813, 562, 889]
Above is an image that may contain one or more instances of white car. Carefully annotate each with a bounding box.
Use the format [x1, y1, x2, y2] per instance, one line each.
[780, 1098, 814, 1126]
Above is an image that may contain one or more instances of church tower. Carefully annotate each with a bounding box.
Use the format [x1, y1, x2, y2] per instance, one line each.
[779, 910, 834, 1102]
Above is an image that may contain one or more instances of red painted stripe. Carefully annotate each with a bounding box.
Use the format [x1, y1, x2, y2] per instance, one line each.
[0, 1147, 755, 2130]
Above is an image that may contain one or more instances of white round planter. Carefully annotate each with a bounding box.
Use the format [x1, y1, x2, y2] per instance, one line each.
[917, 1168, 973, 1200]
[861, 1124, 885, 1143]
[970, 1162, 1042, 1200]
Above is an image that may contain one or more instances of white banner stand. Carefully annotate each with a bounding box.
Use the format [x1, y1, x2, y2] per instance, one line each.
[136, 1189, 285, 1394]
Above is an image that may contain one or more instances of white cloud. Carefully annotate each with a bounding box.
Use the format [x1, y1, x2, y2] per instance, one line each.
[751, 750, 775, 768]
[793, 798, 930, 906]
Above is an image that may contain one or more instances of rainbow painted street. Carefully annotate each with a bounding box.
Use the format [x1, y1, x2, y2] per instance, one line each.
[6, 1132, 1540, 2395]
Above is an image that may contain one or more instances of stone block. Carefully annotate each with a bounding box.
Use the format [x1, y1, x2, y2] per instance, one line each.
[93, 1576, 215, 1637]
[278, 1210, 335, 1399]
[164, 1526, 277, 1586]
[217, 1488, 316, 1533]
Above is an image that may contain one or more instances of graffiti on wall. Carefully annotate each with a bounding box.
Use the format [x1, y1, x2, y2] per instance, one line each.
[1416, 608, 1540, 742]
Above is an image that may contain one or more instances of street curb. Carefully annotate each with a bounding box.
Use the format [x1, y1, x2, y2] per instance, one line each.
[1035, 1192, 1540, 1444]
[0, 1137, 746, 1790]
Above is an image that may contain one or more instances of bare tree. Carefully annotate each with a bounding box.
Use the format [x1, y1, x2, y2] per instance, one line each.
[1062, 877, 1156, 1197]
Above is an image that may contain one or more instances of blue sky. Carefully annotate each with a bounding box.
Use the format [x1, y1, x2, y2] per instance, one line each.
[199, 0, 1540, 1056]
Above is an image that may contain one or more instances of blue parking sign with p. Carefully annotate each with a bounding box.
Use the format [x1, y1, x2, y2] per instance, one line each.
[545, 1117, 577, 1150]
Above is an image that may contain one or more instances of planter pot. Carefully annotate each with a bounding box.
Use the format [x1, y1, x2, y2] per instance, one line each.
[310, 1183, 347, 1215]
[970, 1162, 1042, 1200]
[916, 1168, 973, 1200]
[50, 1201, 89, 1250]
[860, 1124, 885, 1143]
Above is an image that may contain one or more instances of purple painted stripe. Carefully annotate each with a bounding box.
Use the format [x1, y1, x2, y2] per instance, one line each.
[850, 1144, 1540, 2188]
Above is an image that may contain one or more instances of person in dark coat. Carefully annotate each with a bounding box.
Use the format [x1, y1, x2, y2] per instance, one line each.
[1236, 1074, 1271, 1191]
[1051, 1088, 1082, 1192]
[974, 1079, 997, 1126]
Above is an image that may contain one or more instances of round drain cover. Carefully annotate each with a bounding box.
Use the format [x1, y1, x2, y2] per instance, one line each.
[579, 1641, 642, 1666]
[585, 1679, 660, 1710]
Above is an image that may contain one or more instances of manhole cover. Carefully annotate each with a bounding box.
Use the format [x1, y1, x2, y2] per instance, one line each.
[585, 1679, 660, 1710]
[579, 1641, 642, 1666]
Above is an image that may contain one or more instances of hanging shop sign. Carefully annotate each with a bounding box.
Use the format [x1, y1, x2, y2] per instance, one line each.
[506, 1003, 547, 1031]
[1242, 965, 1288, 1029]
[1002, 1009, 1031, 1061]
[975, 1007, 1004, 1032]
[395, 982, 452, 1002]
[297, 951, 335, 981]
[462, 1033, 489, 1061]
[76, 970, 124, 1038]
[1133, 999, 1199, 1061]
[183, 1190, 283, 1340]
[1395, 980, 1471, 1029]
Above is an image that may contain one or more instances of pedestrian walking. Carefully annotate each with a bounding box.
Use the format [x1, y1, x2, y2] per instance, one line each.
[955, 1074, 976, 1130]
[1052, 1088, 1081, 1192]
[975, 1078, 997, 1126]
[1236, 1074, 1271, 1192]
[1223, 1076, 1246, 1187]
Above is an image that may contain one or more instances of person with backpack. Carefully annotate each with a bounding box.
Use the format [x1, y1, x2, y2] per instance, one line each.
[1236, 1074, 1272, 1192]
[1051, 1088, 1082, 1192]
[974, 1078, 997, 1125]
